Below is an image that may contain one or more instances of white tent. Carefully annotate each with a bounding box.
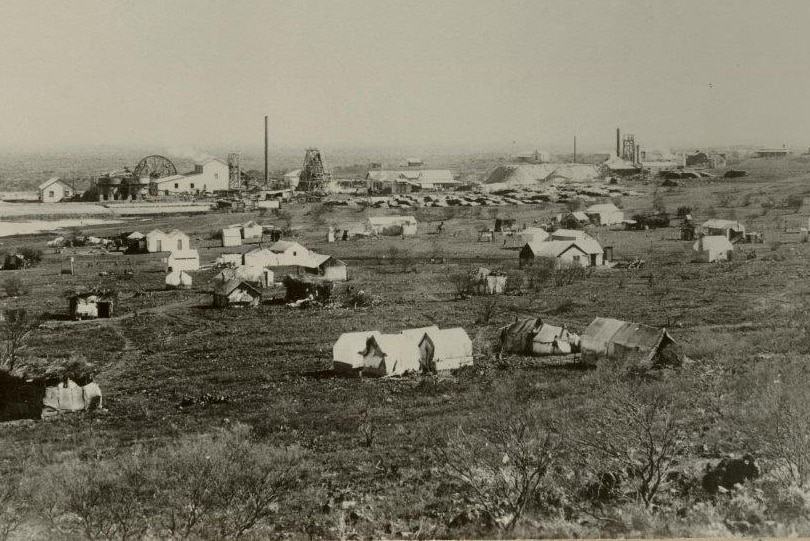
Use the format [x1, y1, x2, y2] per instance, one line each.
[165, 270, 192, 289]
[693, 235, 734, 262]
[167, 249, 200, 272]
[362, 334, 422, 376]
[222, 227, 242, 247]
[333, 330, 382, 372]
[418, 327, 473, 372]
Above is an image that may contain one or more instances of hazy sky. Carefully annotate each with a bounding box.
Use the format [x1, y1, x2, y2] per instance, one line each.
[1, 0, 809, 152]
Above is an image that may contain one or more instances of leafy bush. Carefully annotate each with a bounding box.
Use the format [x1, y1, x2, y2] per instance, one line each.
[17, 247, 43, 267]
[2, 276, 28, 298]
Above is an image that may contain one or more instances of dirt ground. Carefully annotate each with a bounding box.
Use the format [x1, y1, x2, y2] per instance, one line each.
[3, 155, 810, 537]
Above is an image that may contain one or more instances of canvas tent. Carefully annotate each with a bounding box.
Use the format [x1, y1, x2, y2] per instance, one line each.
[217, 265, 274, 288]
[361, 334, 422, 376]
[585, 203, 625, 226]
[498, 318, 579, 356]
[333, 330, 383, 373]
[1, 371, 102, 421]
[418, 328, 473, 372]
[222, 227, 242, 247]
[580, 317, 679, 367]
[165, 270, 192, 289]
[43, 379, 103, 416]
[167, 249, 200, 272]
[474, 267, 507, 294]
[693, 235, 734, 262]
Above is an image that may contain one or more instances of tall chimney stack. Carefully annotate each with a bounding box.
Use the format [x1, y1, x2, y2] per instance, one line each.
[264, 115, 269, 184]
[616, 128, 620, 157]
[573, 136, 577, 163]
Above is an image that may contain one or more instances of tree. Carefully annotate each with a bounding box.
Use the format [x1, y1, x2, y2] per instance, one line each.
[570, 378, 690, 508]
[2, 276, 28, 298]
[0, 309, 37, 372]
[436, 412, 559, 531]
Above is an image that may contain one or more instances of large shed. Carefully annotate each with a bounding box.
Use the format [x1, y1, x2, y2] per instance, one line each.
[580, 317, 678, 367]
[167, 249, 200, 272]
[585, 203, 625, 226]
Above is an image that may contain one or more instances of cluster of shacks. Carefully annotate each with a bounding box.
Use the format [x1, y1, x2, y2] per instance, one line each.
[241, 241, 347, 282]
[333, 326, 473, 376]
[498, 316, 680, 368]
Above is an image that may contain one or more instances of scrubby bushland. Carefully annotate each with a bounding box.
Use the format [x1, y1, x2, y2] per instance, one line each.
[436, 409, 560, 531]
[2, 276, 29, 298]
[22, 424, 305, 539]
[17, 247, 43, 267]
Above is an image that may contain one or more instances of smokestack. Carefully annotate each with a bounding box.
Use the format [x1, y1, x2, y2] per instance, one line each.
[573, 136, 577, 163]
[264, 115, 269, 184]
[616, 128, 620, 157]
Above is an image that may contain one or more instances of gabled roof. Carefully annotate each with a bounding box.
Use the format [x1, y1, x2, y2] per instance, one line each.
[534, 323, 565, 344]
[702, 219, 745, 231]
[214, 279, 261, 297]
[168, 249, 199, 259]
[552, 228, 589, 240]
[522, 227, 549, 240]
[581, 317, 675, 364]
[146, 229, 166, 238]
[126, 231, 144, 240]
[152, 174, 187, 185]
[525, 240, 588, 258]
[267, 240, 305, 253]
[400, 325, 441, 342]
[422, 328, 472, 359]
[165, 229, 188, 238]
[38, 177, 69, 191]
[586, 203, 621, 214]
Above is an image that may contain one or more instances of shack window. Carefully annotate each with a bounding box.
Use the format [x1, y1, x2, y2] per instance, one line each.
[48, 190, 54, 197]
[174, 183, 179, 189]
[177, 239, 183, 250]
[572, 255, 581, 265]
[190, 183, 194, 189]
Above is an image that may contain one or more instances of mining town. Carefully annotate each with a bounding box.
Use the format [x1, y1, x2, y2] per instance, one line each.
[0, 1, 809, 539]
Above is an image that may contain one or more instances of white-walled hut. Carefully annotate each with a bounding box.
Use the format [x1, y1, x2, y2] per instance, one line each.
[418, 328, 473, 372]
[519, 227, 550, 244]
[145, 229, 167, 252]
[580, 317, 679, 368]
[221, 227, 242, 247]
[68, 290, 116, 319]
[301, 254, 348, 281]
[212, 279, 261, 308]
[693, 235, 734, 263]
[333, 330, 383, 373]
[167, 249, 200, 272]
[701, 219, 745, 241]
[520, 240, 602, 268]
[165, 270, 192, 289]
[241, 221, 263, 240]
[361, 334, 422, 377]
[165, 229, 191, 252]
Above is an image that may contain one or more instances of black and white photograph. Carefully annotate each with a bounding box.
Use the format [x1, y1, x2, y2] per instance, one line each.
[1, 0, 810, 539]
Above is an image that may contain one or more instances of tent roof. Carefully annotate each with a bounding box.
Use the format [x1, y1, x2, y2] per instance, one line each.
[267, 240, 306, 253]
[400, 325, 440, 343]
[525, 240, 587, 258]
[552, 228, 589, 239]
[586, 203, 621, 213]
[169, 249, 199, 259]
[702, 219, 745, 231]
[126, 231, 144, 239]
[214, 279, 260, 297]
[146, 229, 165, 237]
[422, 327, 472, 359]
[534, 323, 565, 343]
[500, 318, 542, 341]
[581, 317, 627, 348]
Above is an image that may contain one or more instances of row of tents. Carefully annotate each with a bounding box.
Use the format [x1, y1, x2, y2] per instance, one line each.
[498, 316, 679, 368]
[333, 326, 473, 376]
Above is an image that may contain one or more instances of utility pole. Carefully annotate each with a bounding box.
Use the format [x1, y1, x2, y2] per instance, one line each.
[264, 115, 269, 185]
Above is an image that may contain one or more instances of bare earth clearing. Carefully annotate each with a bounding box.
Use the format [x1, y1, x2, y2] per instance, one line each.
[2, 157, 810, 538]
